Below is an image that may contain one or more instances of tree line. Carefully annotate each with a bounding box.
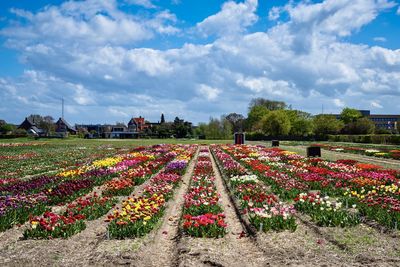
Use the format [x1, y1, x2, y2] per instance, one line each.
[195, 98, 399, 139]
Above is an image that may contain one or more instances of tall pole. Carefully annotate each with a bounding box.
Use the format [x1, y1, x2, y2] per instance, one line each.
[62, 97, 64, 119]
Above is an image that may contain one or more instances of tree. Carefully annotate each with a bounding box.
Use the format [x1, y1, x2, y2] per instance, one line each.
[347, 117, 375, 134]
[201, 117, 232, 140]
[285, 110, 314, 136]
[171, 117, 192, 138]
[249, 98, 287, 111]
[160, 113, 165, 124]
[246, 105, 269, 131]
[0, 123, 15, 134]
[340, 108, 362, 124]
[224, 113, 245, 133]
[313, 115, 344, 136]
[261, 110, 291, 136]
[290, 117, 314, 136]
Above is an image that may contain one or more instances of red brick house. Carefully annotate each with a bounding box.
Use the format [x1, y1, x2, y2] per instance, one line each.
[128, 116, 149, 132]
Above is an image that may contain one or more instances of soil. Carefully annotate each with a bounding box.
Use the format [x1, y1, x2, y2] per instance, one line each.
[1, 146, 400, 267]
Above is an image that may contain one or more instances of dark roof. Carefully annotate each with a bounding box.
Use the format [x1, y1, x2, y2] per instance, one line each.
[56, 117, 76, 131]
[18, 117, 36, 130]
[128, 118, 137, 126]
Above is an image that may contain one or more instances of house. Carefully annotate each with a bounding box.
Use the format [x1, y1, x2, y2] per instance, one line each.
[18, 117, 45, 136]
[109, 124, 137, 139]
[75, 124, 113, 138]
[55, 117, 77, 135]
[128, 116, 150, 133]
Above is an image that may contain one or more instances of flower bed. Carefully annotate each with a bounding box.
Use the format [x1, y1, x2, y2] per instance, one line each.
[24, 211, 86, 239]
[0, 193, 48, 232]
[102, 178, 135, 196]
[65, 193, 117, 220]
[211, 146, 297, 232]
[312, 143, 400, 161]
[295, 193, 360, 227]
[182, 148, 227, 238]
[215, 144, 400, 230]
[106, 194, 165, 238]
[106, 145, 197, 239]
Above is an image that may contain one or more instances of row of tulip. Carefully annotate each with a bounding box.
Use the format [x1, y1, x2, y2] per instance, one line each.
[24, 193, 116, 239]
[106, 145, 197, 239]
[21, 145, 193, 239]
[312, 143, 400, 160]
[182, 148, 227, 238]
[211, 146, 297, 232]
[0, 145, 176, 233]
[218, 144, 400, 229]
[0, 143, 121, 180]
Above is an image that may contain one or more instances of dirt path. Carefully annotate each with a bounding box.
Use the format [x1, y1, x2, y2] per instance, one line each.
[176, 147, 267, 267]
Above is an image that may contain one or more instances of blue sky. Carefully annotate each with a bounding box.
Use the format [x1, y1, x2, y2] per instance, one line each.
[0, 0, 399, 125]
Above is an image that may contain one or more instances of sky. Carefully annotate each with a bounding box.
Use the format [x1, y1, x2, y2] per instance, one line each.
[0, 0, 399, 125]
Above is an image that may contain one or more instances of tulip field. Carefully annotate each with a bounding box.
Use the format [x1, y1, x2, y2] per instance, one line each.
[0, 140, 400, 266]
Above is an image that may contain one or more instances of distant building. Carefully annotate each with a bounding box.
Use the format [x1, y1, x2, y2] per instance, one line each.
[75, 124, 113, 138]
[18, 117, 45, 136]
[128, 116, 150, 133]
[55, 117, 77, 135]
[333, 110, 400, 130]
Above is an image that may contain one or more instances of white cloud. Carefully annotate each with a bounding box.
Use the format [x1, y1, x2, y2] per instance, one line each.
[196, 0, 258, 37]
[1, 0, 180, 48]
[108, 107, 129, 118]
[1, 0, 400, 125]
[268, 7, 282, 21]
[196, 84, 221, 101]
[126, 0, 156, 8]
[72, 84, 96, 105]
[333, 98, 345, 107]
[284, 0, 396, 37]
[370, 100, 383, 108]
[397, 6, 400, 15]
[373, 37, 386, 42]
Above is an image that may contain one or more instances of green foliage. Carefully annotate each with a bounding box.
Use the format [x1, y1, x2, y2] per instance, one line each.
[340, 108, 362, 124]
[249, 98, 287, 111]
[249, 214, 297, 232]
[313, 114, 344, 136]
[246, 105, 269, 131]
[286, 110, 314, 136]
[0, 124, 15, 134]
[346, 117, 375, 134]
[261, 110, 291, 136]
[224, 113, 245, 133]
[200, 117, 232, 140]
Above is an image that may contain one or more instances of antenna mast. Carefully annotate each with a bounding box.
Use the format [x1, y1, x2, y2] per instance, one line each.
[62, 97, 64, 119]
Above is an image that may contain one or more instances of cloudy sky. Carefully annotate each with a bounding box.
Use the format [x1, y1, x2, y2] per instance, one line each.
[0, 0, 399, 125]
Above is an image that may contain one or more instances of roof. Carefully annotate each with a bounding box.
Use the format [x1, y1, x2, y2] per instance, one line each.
[56, 117, 76, 131]
[30, 126, 44, 134]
